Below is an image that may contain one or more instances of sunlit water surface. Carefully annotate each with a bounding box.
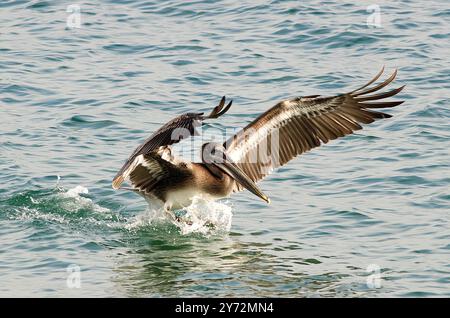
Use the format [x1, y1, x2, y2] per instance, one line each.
[0, 0, 449, 297]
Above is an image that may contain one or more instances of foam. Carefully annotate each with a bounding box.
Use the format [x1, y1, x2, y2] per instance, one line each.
[125, 196, 233, 236]
[59, 185, 110, 214]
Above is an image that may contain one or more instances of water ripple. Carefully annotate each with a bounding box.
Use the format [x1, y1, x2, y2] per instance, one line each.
[0, 0, 449, 297]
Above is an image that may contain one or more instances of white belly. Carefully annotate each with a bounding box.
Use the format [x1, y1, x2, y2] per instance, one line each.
[165, 187, 203, 210]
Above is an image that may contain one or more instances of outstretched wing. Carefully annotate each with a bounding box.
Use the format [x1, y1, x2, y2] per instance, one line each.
[113, 96, 232, 189]
[125, 153, 190, 194]
[224, 67, 405, 189]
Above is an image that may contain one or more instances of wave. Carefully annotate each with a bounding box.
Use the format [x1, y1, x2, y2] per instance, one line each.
[1, 181, 232, 236]
[126, 195, 233, 236]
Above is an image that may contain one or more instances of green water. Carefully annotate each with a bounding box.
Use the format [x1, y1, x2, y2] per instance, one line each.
[0, 0, 449, 297]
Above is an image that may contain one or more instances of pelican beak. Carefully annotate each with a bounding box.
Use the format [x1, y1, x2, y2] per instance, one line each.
[216, 160, 270, 204]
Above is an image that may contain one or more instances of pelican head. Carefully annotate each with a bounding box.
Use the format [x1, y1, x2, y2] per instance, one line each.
[201, 142, 271, 204]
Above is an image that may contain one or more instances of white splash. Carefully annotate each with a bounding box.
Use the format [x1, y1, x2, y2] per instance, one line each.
[14, 206, 68, 224]
[178, 196, 233, 235]
[64, 185, 89, 197]
[125, 207, 167, 230]
[126, 196, 233, 236]
[60, 185, 110, 213]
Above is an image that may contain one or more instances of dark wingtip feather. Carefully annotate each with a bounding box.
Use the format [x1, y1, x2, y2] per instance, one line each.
[217, 100, 232, 117]
[353, 69, 398, 97]
[360, 100, 405, 108]
[350, 66, 385, 95]
[207, 96, 232, 119]
[355, 85, 405, 102]
[218, 96, 226, 108]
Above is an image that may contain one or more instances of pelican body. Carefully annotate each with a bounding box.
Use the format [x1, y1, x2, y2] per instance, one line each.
[140, 161, 236, 210]
[112, 68, 405, 213]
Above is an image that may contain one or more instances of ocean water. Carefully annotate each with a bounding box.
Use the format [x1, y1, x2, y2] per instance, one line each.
[0, 0, 449, 297]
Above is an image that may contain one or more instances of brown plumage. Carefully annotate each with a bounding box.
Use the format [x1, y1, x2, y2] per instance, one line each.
[112, 67, 405, 210]
[112, 96, 232, 190]
[224, 67, 404, 190]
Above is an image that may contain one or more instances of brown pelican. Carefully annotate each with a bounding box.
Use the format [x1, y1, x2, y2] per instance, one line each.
[112, 67, 404, 214]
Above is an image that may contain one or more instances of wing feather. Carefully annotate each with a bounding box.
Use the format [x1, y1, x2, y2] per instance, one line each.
[125, 153, 188, 194]
[112, 96, 232, 189]
[225, 68, 405, 187]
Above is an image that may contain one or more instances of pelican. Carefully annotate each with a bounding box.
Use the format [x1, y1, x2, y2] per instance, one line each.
[112, 67, 405, 215]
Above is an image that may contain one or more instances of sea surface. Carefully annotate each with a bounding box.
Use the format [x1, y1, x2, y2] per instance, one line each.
[0, 0, 449, 297]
